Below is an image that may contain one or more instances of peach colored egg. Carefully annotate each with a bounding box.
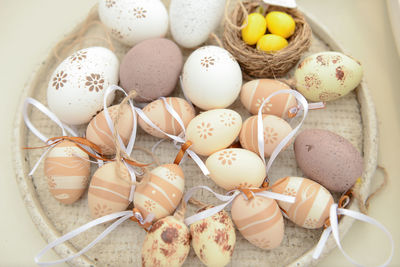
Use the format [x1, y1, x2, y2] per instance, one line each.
[271, 176, 334, 229]
[134, 164, 185, 221]
[138, 97, 195, 138]
[239, 115, 292, 157]
[185, 109, 242, 156]
[44, 140, 90, 204]
[240, 79, 297, 117]
[231, 194, 284, 249]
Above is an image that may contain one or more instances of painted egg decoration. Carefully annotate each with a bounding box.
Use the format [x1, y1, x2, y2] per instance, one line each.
[240, 115, 292, 157]
[295, 51, 363, 102]
[206, 148, 266, 191]
[185, 109, 242, 156]
[138, 97, 195, 139]
[134, 164, 185, 221]
[44, 140, 90, 204]
[240, 79, 297, 117]
[231, 194, 284, 250]
[98, 0, 168, 46]
[182, 46, 242, 110]
[271, 177, 334, 229]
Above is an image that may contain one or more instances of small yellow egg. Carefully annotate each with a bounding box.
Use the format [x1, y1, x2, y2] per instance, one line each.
[256, 34, 288, 53]
[241, 13, 267, 45]
[266, 11, 295, 38]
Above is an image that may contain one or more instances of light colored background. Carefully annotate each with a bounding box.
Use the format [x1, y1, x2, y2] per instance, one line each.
[0, 0, 398, 266]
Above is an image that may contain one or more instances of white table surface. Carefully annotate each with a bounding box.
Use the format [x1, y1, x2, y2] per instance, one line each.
[0, 0, 399, 266]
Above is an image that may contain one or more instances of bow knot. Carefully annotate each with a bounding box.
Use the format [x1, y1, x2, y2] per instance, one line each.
[130, 208, 153, 232]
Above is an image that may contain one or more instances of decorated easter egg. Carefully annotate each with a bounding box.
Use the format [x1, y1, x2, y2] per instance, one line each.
[142, 216, 190, 267]
[88, 162, 131, 218]
[44, 140, 90, 204]
[99, 0, 168, 46]
[231, 194, 284, 249]
[47, 47, 119, 125]
[138, 97, 195, 139]
[191, 207, 236, 266]
[120, 38, 183, 102]
[182, 46, 242, 110]
[295, 51, 363, 101]
[294, 129, 363, 192]
[240, 115, 292, 157]
[240, 79, 296, 117]
[134, 164, 185, 220]
[271, 176, 334, 229]
[170, 0, 225, 48]
[185, 109, 242, 156]
[206, 148, 266, 190]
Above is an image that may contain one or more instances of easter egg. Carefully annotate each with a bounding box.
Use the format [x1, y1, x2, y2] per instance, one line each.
[170, 0, 225, 48]
[191, 207, 236, 267]
[231, 194, 284, 249]
[241, 13, 267, 45]
[138, 97, 195, 139]
[47, 47, 119, 125]
[142, 216, 190, 267]
[88, 162, 131, 218]
[99, 0, 168, 46]
[271, 177, 334, 229]
[134, 164, 185, 220]
[185, 109, 242, 156]
[240, 79, 296, 117]
[182, 46, 242, 110]
[265, 11, 295, 38]
[120, 38, 183, 102]
[295, 52, 363, 102]
[239, 115, 292, 157]
[206, 148, 266, 190]
[44, 140, 90, 204]
[257, 34, 288, 53]
[294, 129, 363, 192]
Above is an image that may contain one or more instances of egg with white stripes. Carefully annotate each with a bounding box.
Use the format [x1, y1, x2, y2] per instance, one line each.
[134, 164, 185, 221]
[44, 140, 90, 204]
[271, 177, 334, 229]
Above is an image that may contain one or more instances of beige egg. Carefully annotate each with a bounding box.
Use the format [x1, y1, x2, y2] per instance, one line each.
[271, 177, 334, 229]
[185, 109, 242, 156]
[138, 97, 195, 138]
[190, 207, 236, 267]
[88, 161, 131, 218]
[134, 164, 185, 221]
[44, 140, 90, 204]
[142, 216, 190, 267]
[240, 79, 297, 117]
[231, 194, 284, 249]
[239, 115, 292, 157]
[86, 104, 134, 155]
[206, 148, 266, 190]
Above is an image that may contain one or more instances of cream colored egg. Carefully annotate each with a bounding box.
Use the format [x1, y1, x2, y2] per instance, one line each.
[240, 115, 292, 157]
[295, 51, 363, 102]
[185, 109, 242, 156]
[44, 140, 90, 204]
[138, 97, 195, 138]
[271, 176, 334, 229]
[231, 194, 284, 249]
[206, 148, 266, 190]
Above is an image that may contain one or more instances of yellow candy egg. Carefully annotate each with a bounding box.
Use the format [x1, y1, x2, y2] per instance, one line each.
[265, 11, 295, 38]
[241, 13, 267, 45]
[256, 34, 288, 53]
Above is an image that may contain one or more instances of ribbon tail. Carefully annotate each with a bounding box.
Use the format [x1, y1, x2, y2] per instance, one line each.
[29, 146, 52, 176]
[255, 191, 295, 203]
[186, 149, 210, 176]
[313, 226, 332, 259]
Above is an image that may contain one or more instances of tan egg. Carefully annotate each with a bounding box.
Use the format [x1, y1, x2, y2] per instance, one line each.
[134, 164, 185, 221]
[271, 177, 334, 229]
[142, 216, 190, 267]
[206, 148, 266, 190]
[185, 109, 242, 156]
[231, 194, 284, 249]
[240, 79, 296, 117]
[88, 161, 131, 218]
[239, 115, 292, 158]
[86, 104, 134, 155]
[190, 207, 236, 267]
[138, 97, 195, 138]
[44, 140, 90, 204]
